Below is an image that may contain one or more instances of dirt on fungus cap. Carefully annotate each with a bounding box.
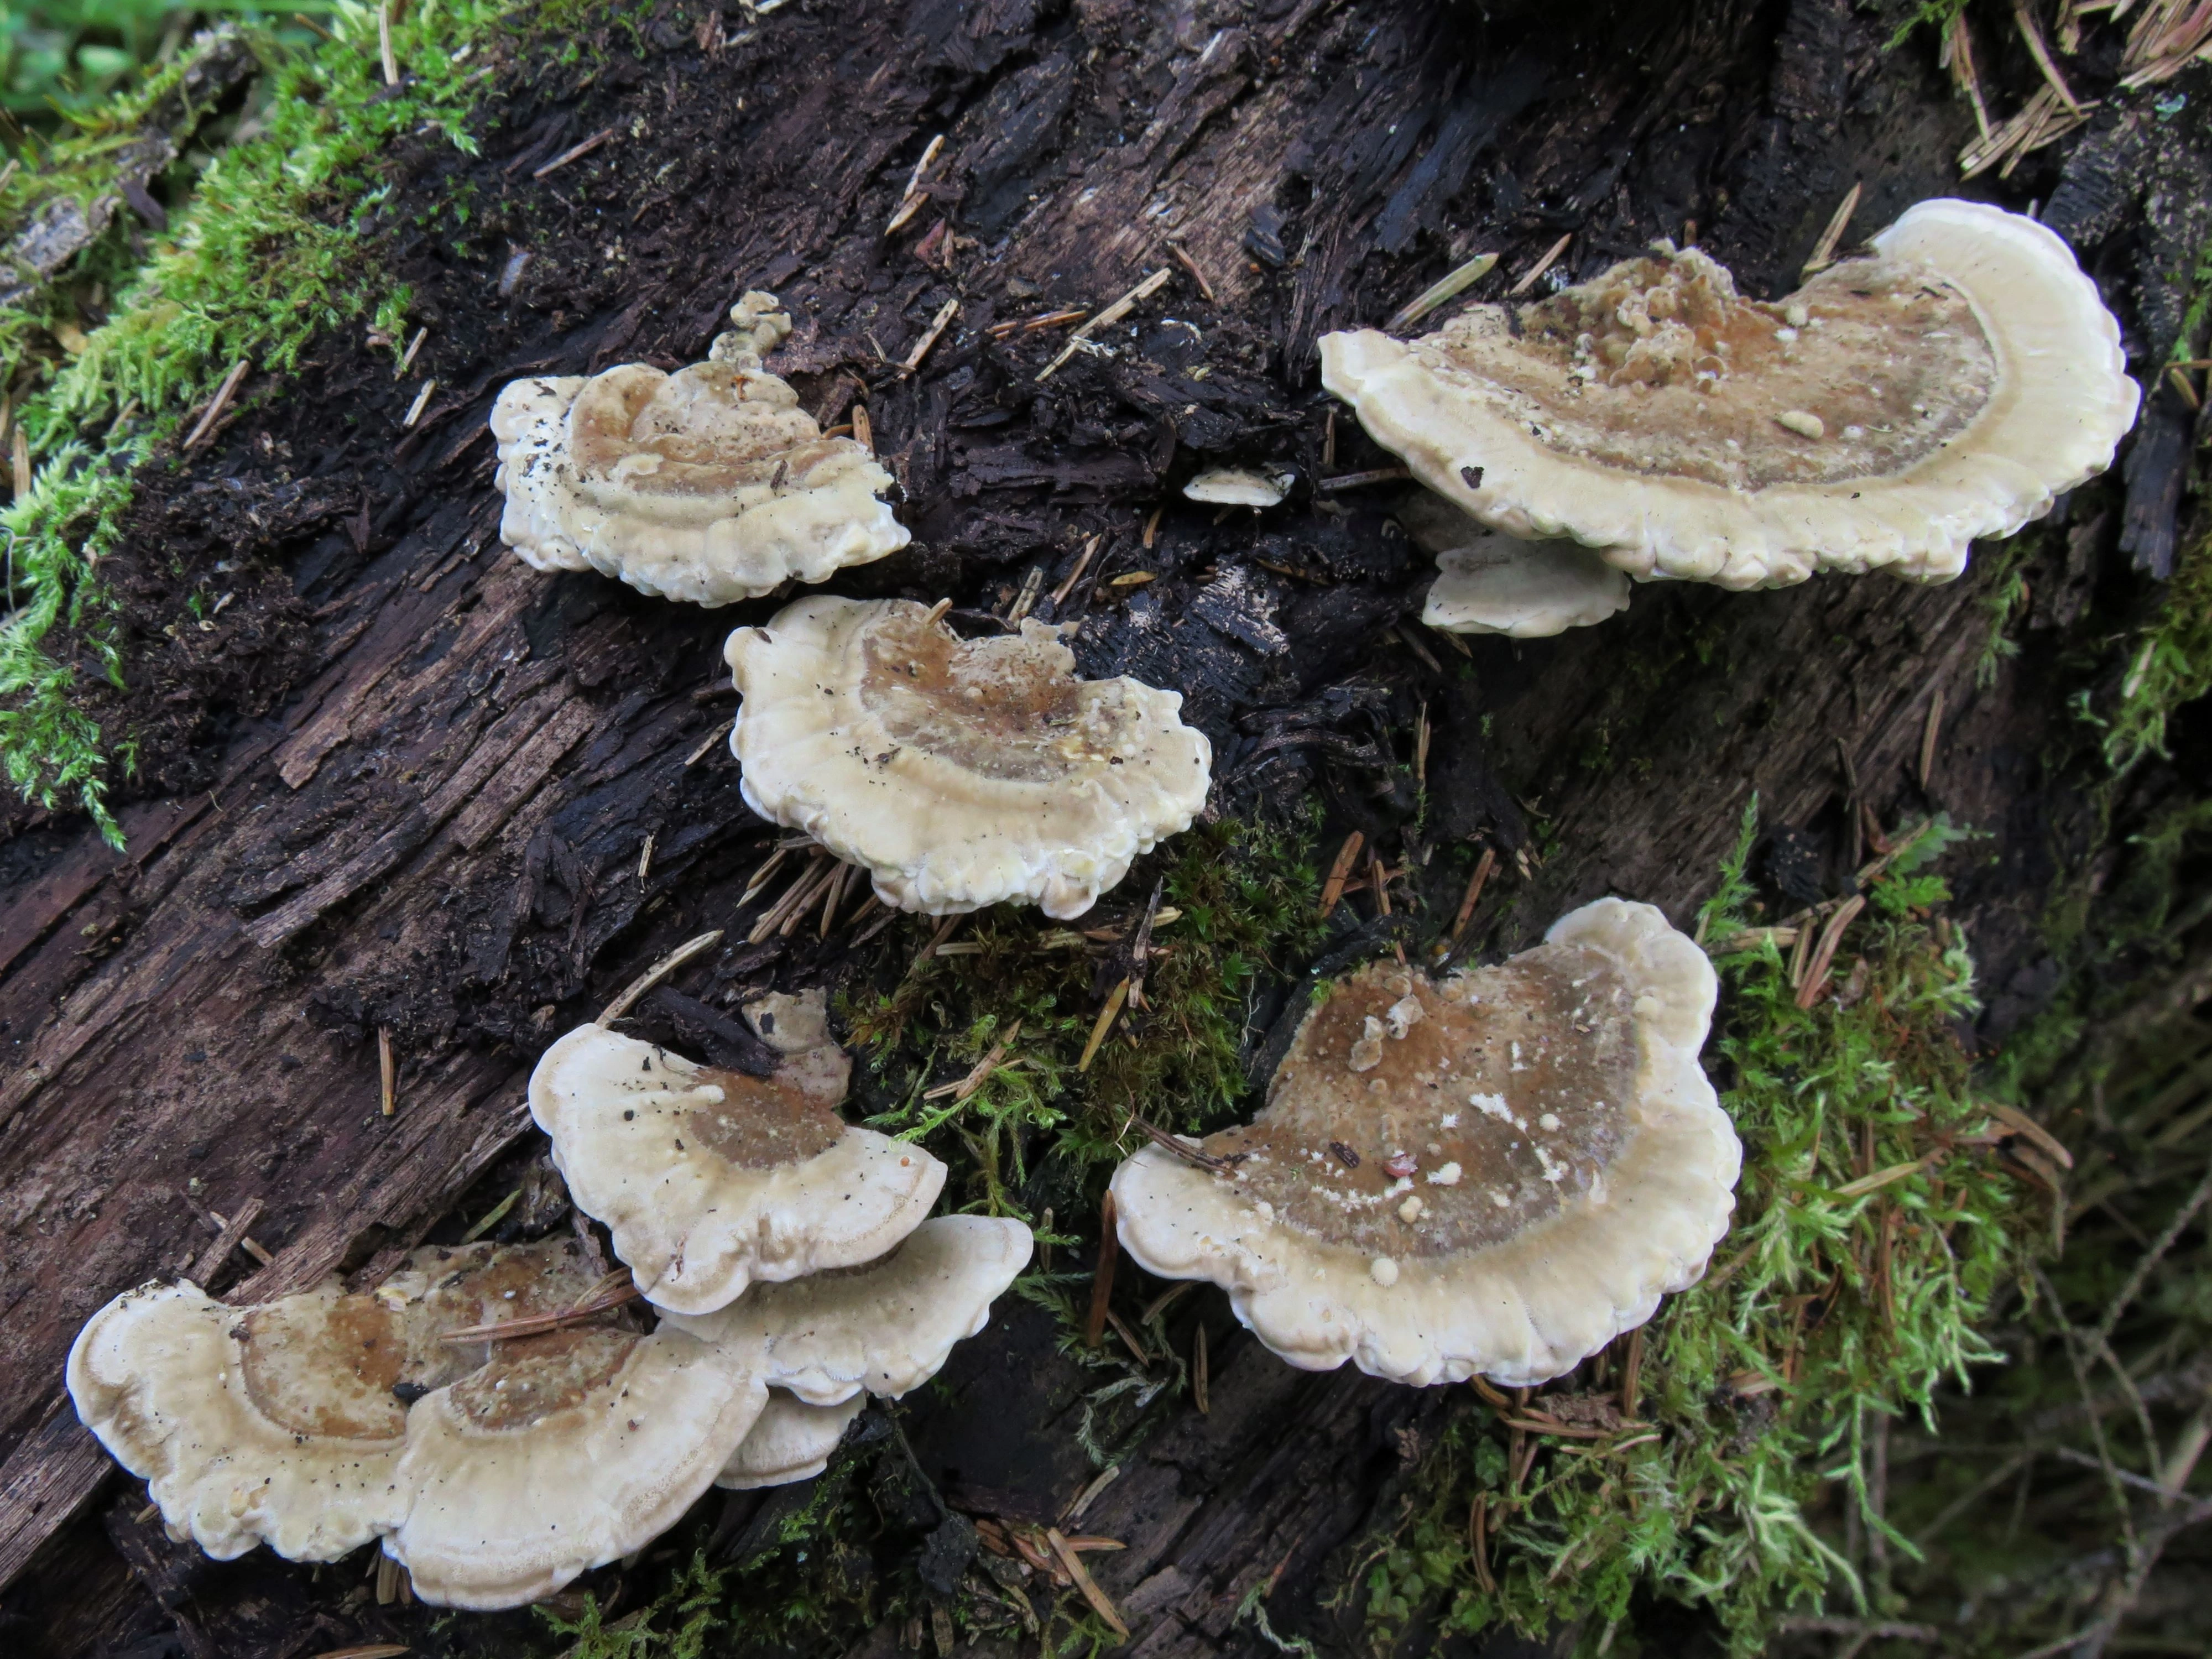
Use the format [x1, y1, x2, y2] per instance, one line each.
[1400, 491, 1630, 638]
[715, 1390, 865, 1490]
[489, 292, 909, 606]
[529, 990, 946, 1315]
[1322, 200, 2139, 591]
[67, 1239, 766, 1610]
[1108, 898, 1739, 1387]
[664, 1214, 1034, 1406]
[724, 595, 1213, 920]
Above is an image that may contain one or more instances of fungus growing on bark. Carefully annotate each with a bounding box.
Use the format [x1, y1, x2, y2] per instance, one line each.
[67, 1239, 765, 1610]
[665, 1214, 1033, 1404]
[1183, 467, 1292, 508]
[1109, 899, 1736, 1386]
[716, 1390, 865, 1489]
[529, 992, 945, 1315]
[1400, 492, 1630, 637]
[724, 595, 1212, 919]
[490, 292, 908, 606]
[1322, 200, 2137, 589]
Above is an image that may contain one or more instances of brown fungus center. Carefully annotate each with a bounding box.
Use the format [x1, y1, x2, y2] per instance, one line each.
[1199, 949, 1637, 1259]
[566, 363, 827, 499]
[445, 1327, 640, 1432]
[684, 1062, 848, 1169]
[1420, 246, 1997, 492]
[854, 608, 1142, 783]
[238, 1240, 617, 1439]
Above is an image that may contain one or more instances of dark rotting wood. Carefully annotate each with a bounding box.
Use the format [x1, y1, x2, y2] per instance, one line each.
[0, 0, 2203, 1650]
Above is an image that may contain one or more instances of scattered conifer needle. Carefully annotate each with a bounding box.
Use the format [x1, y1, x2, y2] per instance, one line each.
[1079, 980, 1131, 1072]
[1048, 1527, 1130, 1637]
[1320, 831, 1365, 918]
[598, 930, 724, 1022]
[1084, 1191, 1119, 1348]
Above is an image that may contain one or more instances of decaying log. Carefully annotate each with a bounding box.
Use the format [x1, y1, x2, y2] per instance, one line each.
[0, 0, 2195, 1652]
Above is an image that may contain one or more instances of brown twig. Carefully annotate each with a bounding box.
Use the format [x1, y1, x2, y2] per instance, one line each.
[438, 1273, 641, 1343]
[533, 126, 617, 180]
[1319, 831, 1365, 919]
[1509, 232, 1572, 296]
[1084, 1191, 1119, 1348]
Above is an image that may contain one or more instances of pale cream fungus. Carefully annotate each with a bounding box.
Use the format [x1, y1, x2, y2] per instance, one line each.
[1417, 246, 1997, 491]
[1206, 950, 1636, 1259]
[857, 609, 1141, 782]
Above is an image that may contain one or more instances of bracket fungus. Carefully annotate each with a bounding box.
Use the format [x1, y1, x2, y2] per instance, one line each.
[1322, 200, 2137, 589]
[530, 991, 946, 1314]
[664, 1215, 1033, 1405]
[1109, 899, 1737, 1386]
[716, 1390, 866, 1489]
[1400, 491, 1630, 638]
[491, 292, 909, 606]
[68, 1239, 766, 1610]
[725, 595, 1212, 919]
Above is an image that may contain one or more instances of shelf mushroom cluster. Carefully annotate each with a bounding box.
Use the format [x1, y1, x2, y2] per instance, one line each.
[69, 991, 1031, 1610]
[1323, 199, 2139, 637]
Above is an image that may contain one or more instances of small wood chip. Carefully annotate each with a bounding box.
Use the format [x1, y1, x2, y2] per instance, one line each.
[533, 126, 618, 180]
[1983, 1099, 2075, 1170]
[1164, 237, 1216, 301]
[1036, 268, 1173, 382]
[598, 930, 725, 1023]
[1316, 466, 1412, 491]
[439, 1270, 640, 1343]
[901, 297, 959, 374]
[1319, 831, 1365, 919]
[1801, 182, 1863, 276]
[885, 134, 946, 235]
[401, 380, 436, 429]
[1050, 535, 1102, 607]
[1387, 251, 1499, 331]
[1794, 894, 1866, 1009]
[1063, 1463, 1120, 1524]
[1048, 1527, 1130, 1639]
[1078, 979, 1131, 1072]
[377, 1026, 397, 1117]
[1084, 1191, 1120, 1348]
[184, 359, 251, 450]
[397, 327, 427, 377]
[377, 0, 399, 86]
[1508, 232, 1572, 296]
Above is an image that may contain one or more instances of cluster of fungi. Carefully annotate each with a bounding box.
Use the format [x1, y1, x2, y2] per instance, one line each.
[70, 199, 2137, 1607]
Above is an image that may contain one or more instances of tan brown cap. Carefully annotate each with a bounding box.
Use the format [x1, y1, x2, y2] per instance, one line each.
[491, 293, 907, 606]
[1109, 899, 1737, 1386]
[726, 596, 1212, 919]
[1322, 201, 2138, 590]
[529, 995, 946, 1315]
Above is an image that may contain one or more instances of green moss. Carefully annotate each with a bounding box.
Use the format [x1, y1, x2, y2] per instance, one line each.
[2, 0, 518, 839]
[845, 813, 1329, 1217]
[1354, 801, 2039, 1656]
